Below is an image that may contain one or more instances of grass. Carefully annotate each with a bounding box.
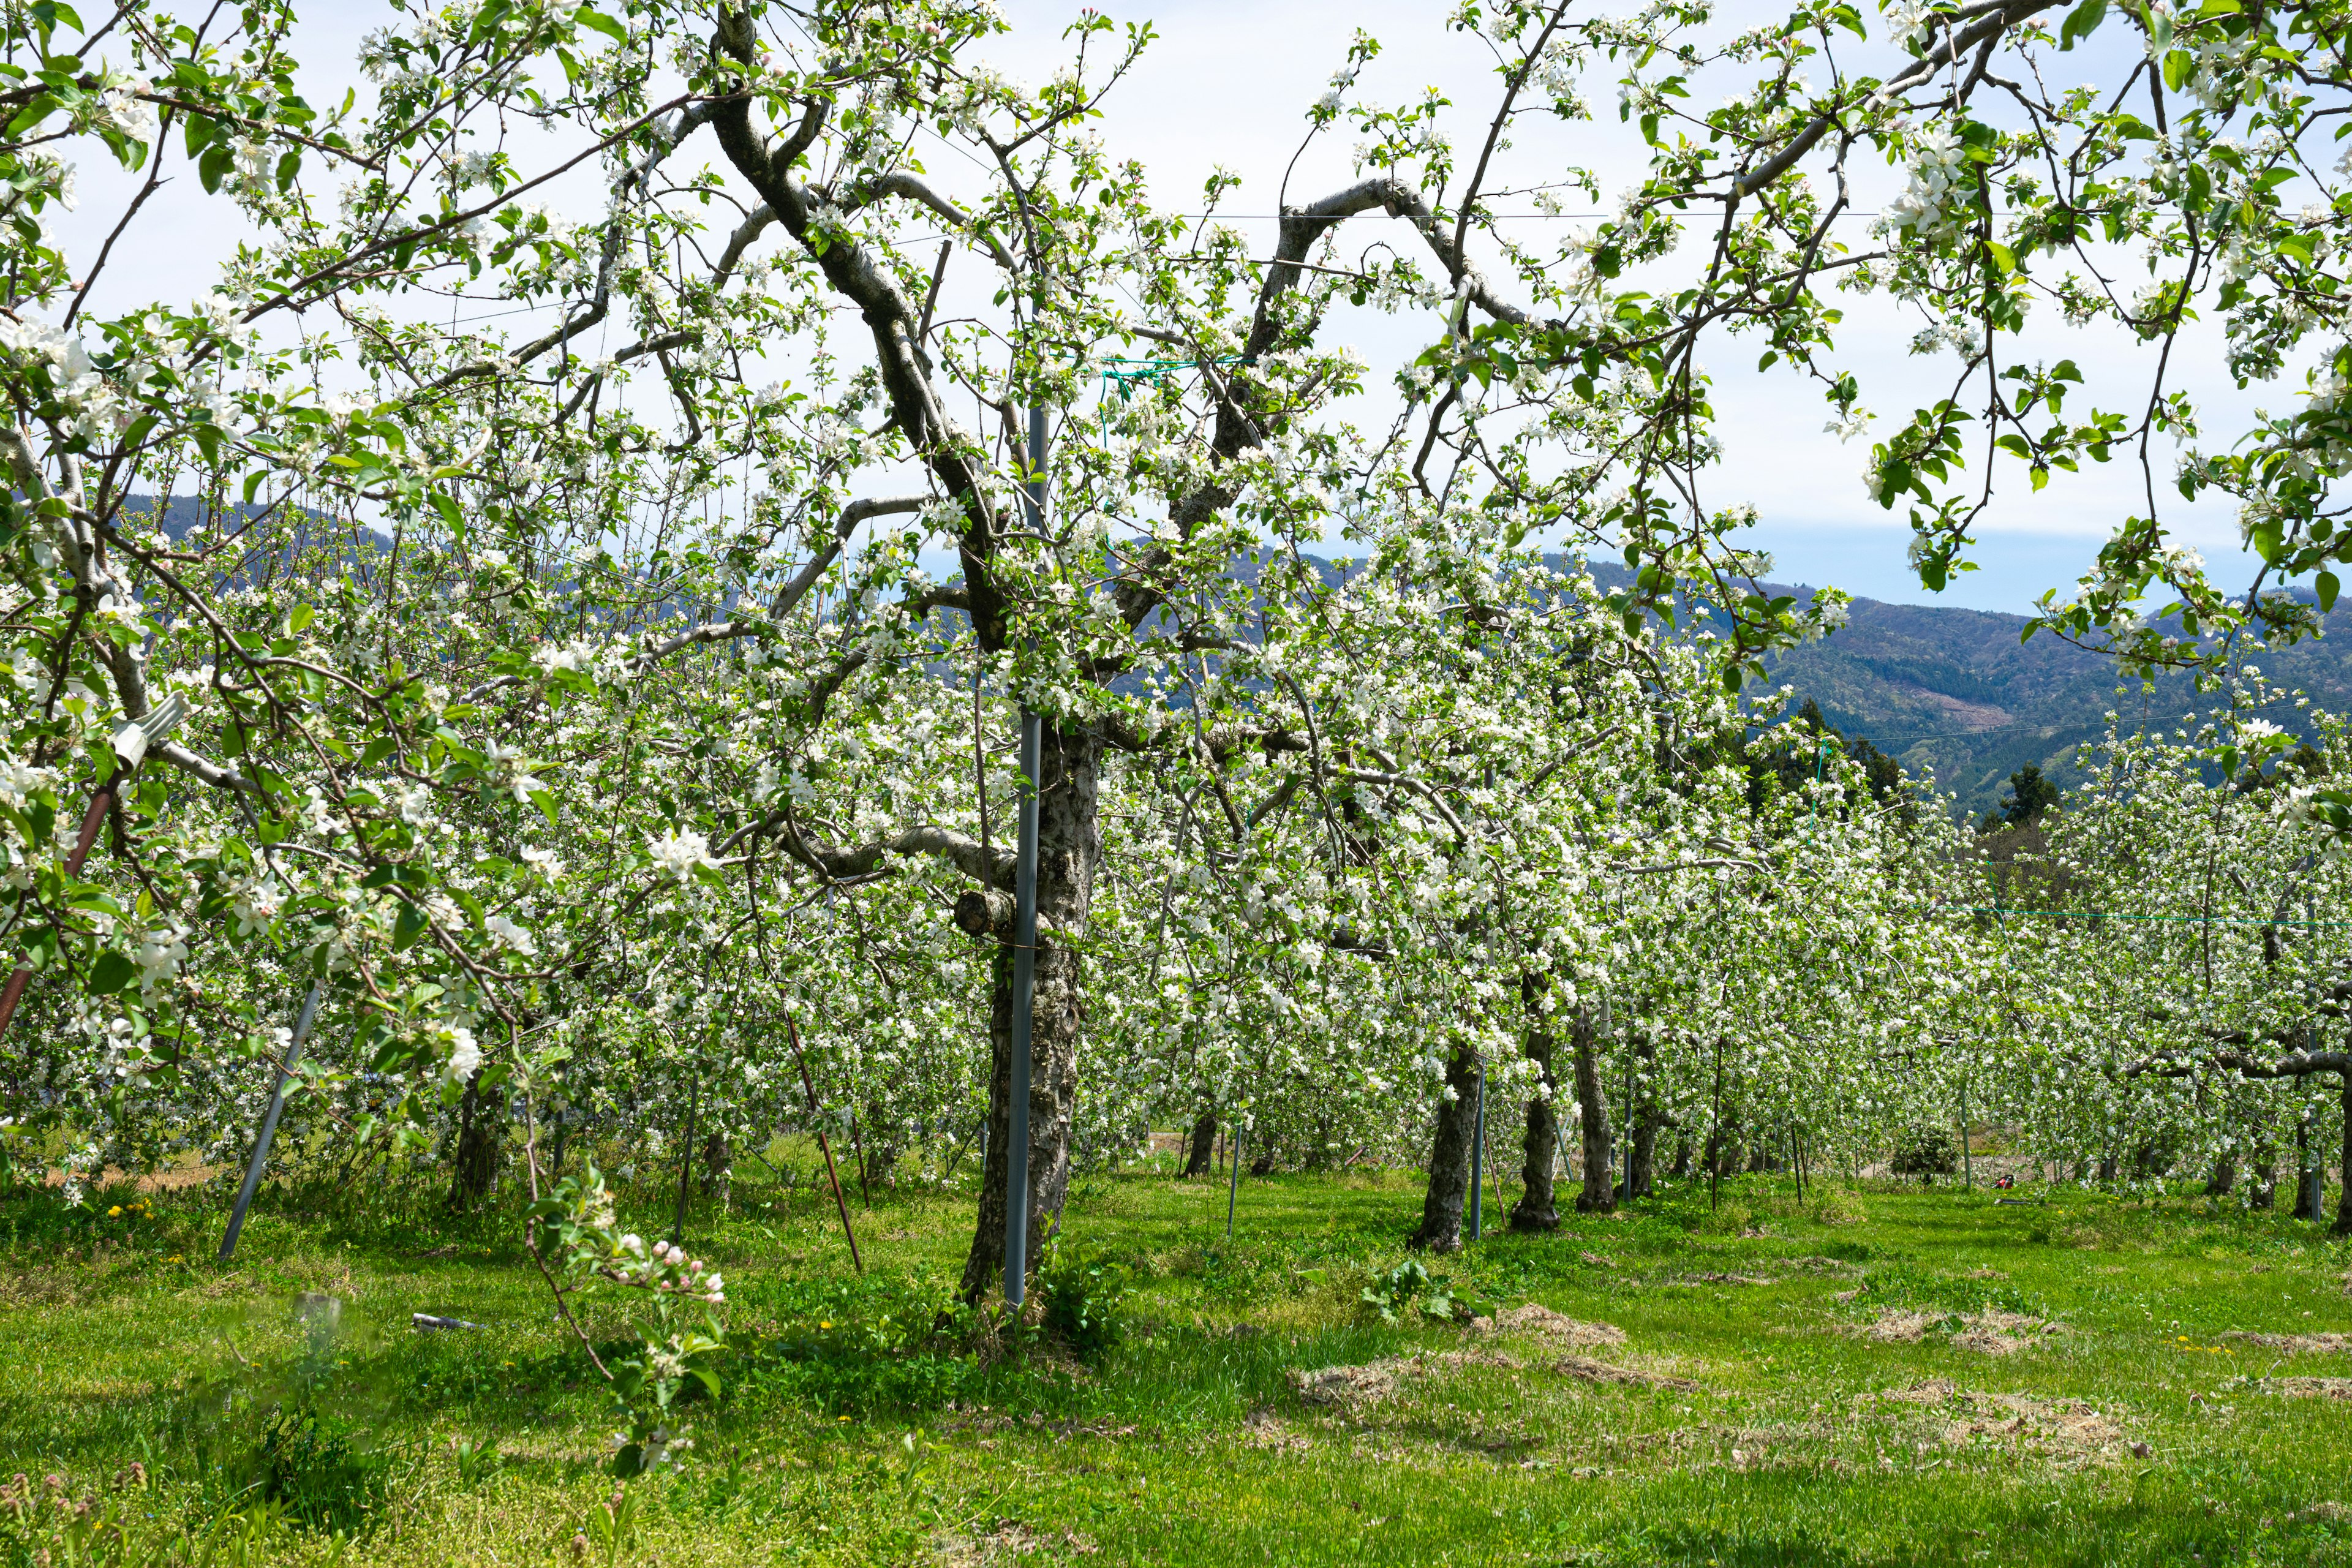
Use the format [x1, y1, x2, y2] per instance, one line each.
[9, 1151, 2352, 1566]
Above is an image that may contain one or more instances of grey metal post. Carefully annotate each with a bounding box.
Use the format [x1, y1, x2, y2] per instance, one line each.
[218, 981, 322, 1263]
[1004, 405, 1047, 1308]
[1468, 1069, 1484, 1241]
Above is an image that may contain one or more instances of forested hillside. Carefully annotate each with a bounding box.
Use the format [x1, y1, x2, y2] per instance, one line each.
[1757, 591, 2352, 820]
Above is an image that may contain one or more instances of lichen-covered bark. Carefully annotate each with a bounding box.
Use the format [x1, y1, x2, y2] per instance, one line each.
[1182, 1110, 1217, 1177]
[1510, 974, 1561, 1232]
[449, 1070, 499, 1210]
[2297, 1118, 2325, 1219]
[2335, 1076, 2352, 1236]
[1572, 1006, 1615, 1213]
[1411, 1040, 1481, 1252]
[1627, 1036, 1660, 1200]
[699, 1130, 731, 1202]
[961, 722, 1101, 1302]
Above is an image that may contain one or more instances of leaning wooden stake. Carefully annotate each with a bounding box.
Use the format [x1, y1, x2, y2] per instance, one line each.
[785, 1011, 861, 1273]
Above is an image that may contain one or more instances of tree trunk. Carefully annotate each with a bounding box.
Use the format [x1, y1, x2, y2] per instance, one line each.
[2334, 1074, 2352, 1237]
[2206, 1155, 2236, 1197]
[1409, 1039, 1481, 1252]
[1181, 1110, 1216, 1177]
[448, 1071, 500, 1210]
[1626, 1038, 1659, 1199]
[1572, 1005, 1614, 1214]
[2297, 1117, 2324, 1219]
[960, 723, 1099, 1303]
[860, 1113, 899, 1188]
[1509, 974, 1561, 1232]
[699, 1129, 731, 1203]
[1669, 1136, 1693, 1180]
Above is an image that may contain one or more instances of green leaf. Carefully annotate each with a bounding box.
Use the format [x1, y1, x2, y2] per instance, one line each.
[88, 949, 137, 995]
[574, 6, 626, 40]
[2320, 571, 2340, 612]
[393, 902, 429, 951]
[2058, 0, 2106, 49]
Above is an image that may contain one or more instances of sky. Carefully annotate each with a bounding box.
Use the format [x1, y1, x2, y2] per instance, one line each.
[974, 0, 2272, 616]
[51, 0, 2287, 620]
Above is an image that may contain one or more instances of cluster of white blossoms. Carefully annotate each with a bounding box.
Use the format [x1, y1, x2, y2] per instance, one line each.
[1880, 126, 1970, 244]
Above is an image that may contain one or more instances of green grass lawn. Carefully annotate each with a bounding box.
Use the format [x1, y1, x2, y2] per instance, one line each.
[10, 1153, 2352, 1566]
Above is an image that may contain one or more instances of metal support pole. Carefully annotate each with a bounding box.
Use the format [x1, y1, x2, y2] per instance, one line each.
[218, 981, 322, 1264]
[1004, 405, 1047, 1308]
[1468, 1069, 1484, 1241]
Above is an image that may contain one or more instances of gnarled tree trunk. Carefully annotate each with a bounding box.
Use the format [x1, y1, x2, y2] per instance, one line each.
[1410, 1040, 1481, 1252]
[2205, 1155, 2236, 1197]
[699, 1129, 731, 1202]
[2297, 1117, 2325, 1219]
[1572, 1005, 1614, 1213]
[1626, 1036, 1659, 1200]
[2334, 1074, 2352, 1236]
[449, 1070, 500, 1210]
[1181, 1110, 1216, 1177]
[960, 722, 1099, 1303]
[1510, 973, 1561, 1232]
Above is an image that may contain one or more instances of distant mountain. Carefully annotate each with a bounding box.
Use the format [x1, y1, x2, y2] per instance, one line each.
[1759, 590, 2352, 821]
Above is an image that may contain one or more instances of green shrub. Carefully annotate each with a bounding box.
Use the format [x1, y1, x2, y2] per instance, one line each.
[1891, 1124, 1958, 1180]
[254, 1406, 389, 1532]
[1358, 1258, 1479, 1324]
[1038, 1242, 1132, 1360]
